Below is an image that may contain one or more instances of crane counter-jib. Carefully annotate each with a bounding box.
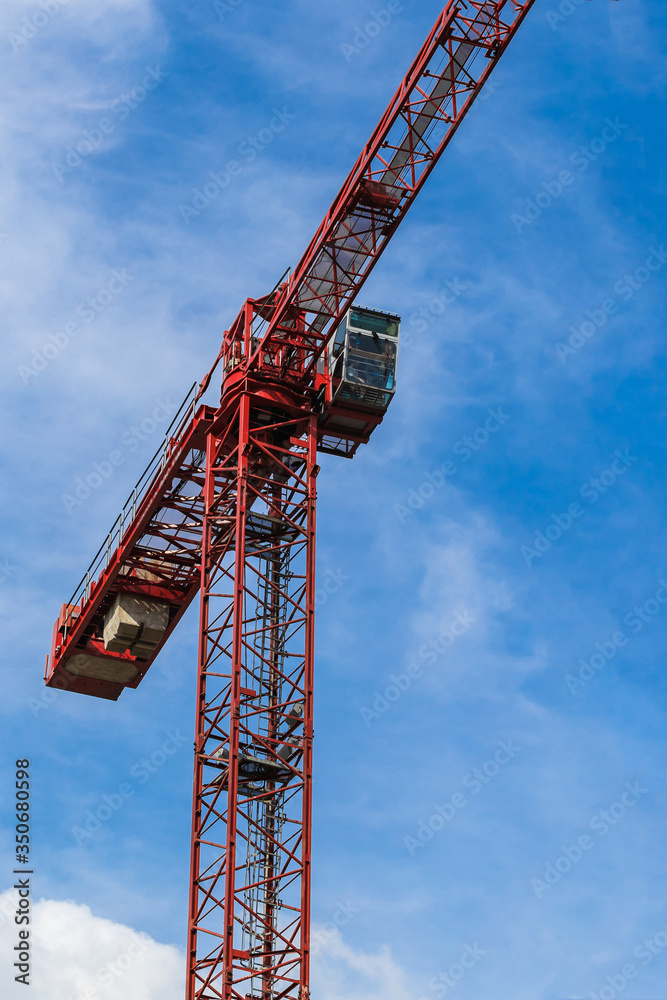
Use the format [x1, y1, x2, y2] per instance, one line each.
[45, 385, 214, 700]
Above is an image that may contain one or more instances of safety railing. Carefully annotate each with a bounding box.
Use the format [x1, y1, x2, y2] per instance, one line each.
[62, 382, 200, 628]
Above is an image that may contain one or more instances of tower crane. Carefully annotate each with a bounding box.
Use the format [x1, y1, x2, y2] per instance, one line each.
[44, 2, 613, 997]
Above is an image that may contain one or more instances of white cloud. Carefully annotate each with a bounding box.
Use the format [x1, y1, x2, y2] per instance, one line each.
[0, 890, 183, 1000]
[311, 926, 414, 1000]
[0, 894, 408, 1000]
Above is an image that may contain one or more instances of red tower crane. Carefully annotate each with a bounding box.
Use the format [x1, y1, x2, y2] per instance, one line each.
[43, 2, 603, 997]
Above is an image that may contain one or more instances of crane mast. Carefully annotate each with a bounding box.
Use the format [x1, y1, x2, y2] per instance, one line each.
[188, 392, 318, 1000]
[44, 4, 543, 999]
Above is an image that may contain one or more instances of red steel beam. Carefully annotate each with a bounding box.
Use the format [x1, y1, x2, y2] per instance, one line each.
[45, 399, 214, 698]
[187, 384, 317, 1000]
[232, 0, 537, 382]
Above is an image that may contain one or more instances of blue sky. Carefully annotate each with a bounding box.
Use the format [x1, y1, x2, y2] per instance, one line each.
[1, 1, 667, 999]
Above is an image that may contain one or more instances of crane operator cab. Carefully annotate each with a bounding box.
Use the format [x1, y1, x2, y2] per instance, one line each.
[317, 305, 400, 457]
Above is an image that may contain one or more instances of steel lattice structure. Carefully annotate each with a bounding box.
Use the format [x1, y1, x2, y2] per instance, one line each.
[223, 0, 538, 386]
[188, 385, 316, 1000]
[42, 3, 616, 998]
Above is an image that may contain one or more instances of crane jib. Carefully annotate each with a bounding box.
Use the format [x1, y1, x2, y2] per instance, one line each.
[242, 0, 537, 381]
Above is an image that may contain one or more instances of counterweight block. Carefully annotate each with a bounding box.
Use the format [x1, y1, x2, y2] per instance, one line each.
[103, 593, 170, 658]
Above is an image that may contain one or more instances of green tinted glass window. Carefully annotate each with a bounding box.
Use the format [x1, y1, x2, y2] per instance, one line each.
[349, 309, 399, 337]
[347, 333, 397, 358]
